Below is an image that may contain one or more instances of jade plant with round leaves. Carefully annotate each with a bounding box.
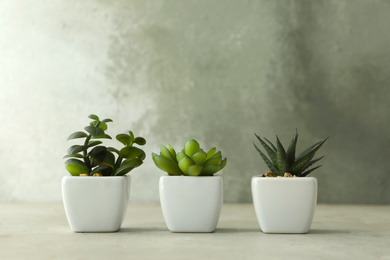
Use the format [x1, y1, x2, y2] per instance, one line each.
[64, 114, 146, 176]
[152, 139, 227, 176]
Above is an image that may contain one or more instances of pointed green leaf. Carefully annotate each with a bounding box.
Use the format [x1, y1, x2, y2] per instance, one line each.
[276, 136, 287, 173]
[92, 134, 112, 139]
[152, 153, 183, 175]
[211, 151, 222, 160]
[63, 154, 83, 159]
[300, 165, 322, 177]
[128, 131, 134, 141]
[220, 158, 227, 170]
[254, 134, 278, 168]
[206, 147, 216, 160]
[84, 126, 104, 137]
[187, 165, 203, 176]
[67, 131, 88, 141]
[65, 159, 90, 176]
[264, 137, 277, 152]
[167, 144, 176, 159]
[88, 114, 99, 121]
[116, 134, 131, 146]
[134, 137, 146, 145]
[203, 157, 222, 167]
[292, 138, 327, 174]
[286, 130, 298, 168]
[253, 142, 280, 175]
[296, 137, 328, 161]
[201, 165, 221, 176]
[114, 159, 142, 176]
[160, 145, 176, 162]
[304, 156, 324, 170]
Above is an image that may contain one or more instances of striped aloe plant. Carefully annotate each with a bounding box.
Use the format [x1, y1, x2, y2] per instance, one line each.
[253, 130, 327, 177]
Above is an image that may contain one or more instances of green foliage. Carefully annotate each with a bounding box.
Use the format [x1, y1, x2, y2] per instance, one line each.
[152, 139, 227, 176]
[64, 114, 146, 176]
[253, 130, 327, 177]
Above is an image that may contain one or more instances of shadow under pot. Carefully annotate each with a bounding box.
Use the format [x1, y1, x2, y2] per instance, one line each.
[159, 175, 223, 233]
[62, 176, 130, 232]
[251, 176, 317, 234]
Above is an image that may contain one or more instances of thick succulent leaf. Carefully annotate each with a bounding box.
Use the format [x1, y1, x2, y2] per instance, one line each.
[134, 137, 146, 146]
[63, 154, 84, 159]
[184, 140, 200, 157]
[300, 165, 322, 177]
[178, 157, 195, 175]
[101, 118, 113, 123]
[264, 137, 277, 152]
[160, 145, 176, 162]
[220, 158, 227, 170]
[203, 157, 222, 168]
[176, 152, 188, 162]
[65, 159, 90, 176]
[152, 153, 183, 175]
[67, 131, 88, 141]
[88, 114, 99, 121]
[67, 145, 85, 155]
[286, 130, 298, 168]
[98, 122, 108, 131]
[292, 139, 327, 174]
[167, 144, 176, 159]
[120, 147, 145, 159]
[116, 134, 131, 146]
[304, 156, 324, 170]
[276, 136, 287, 172]
[210, 151, 222, 160]
[187, 165, 203, 176]
[90, 121, 98, 127]
[107, 147, 120, 154]
[253, 142, 280, 175]
[254, 134, 278, 168]
[192, 151, 207, 165]
[90, 165, 112, 175]
[87, 141, 102, 148]
[84, 126, 104, 137]
[206, 147, 216, 160]
[201, 165, 221, 176]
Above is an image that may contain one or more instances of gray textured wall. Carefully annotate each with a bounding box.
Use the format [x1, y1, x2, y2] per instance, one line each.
[0, 0, 389, 203]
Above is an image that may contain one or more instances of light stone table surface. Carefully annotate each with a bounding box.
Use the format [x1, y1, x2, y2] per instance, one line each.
[0, 203, 389, 260]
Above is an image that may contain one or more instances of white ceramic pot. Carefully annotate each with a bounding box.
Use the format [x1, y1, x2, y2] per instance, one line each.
[251, 176, 317, 234]
[159, 176, 223, 233]
[62, 176, 130, 232]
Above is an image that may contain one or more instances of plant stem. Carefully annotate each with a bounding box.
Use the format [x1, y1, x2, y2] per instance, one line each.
[114, 155, 123, 176]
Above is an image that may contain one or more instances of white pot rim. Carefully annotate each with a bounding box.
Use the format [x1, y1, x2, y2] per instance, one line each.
[160, 175, 222, 179]
[63, 175, 128, 178]
[252, 175, 316, 180]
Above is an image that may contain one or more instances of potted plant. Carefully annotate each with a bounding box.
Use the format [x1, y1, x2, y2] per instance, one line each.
[252, 130, 327, 234]
[152, 139, 227, 232]
[62, 114, 146, 232]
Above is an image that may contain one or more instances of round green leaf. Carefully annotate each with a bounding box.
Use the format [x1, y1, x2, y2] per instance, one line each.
[201, 165, 221, 176]
[134, 137, 146, 146]
[187, 165, 203, 176]
[98, 122, 108, 131]
[116, 134, 131, 146]
[84, 126, 104, 137]
[160, 145, 176, 162]
[192, 151, 207, 165]
[206, 147, 216, 160]
[119, 147, 145, 160]
[101, 118, 113, 123]
[65, 159, 90, 176]
[88, 114, 99, 121]
[67, 131, 88, 141]
[87, 141, 102, 148]
[67, 145, 85, 155]
[178, 157, 195, 175]
[176, 152, 188, 162]
[92, 134, 112, 139]
[203, 158, 222, 168]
